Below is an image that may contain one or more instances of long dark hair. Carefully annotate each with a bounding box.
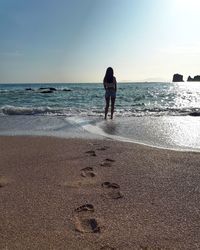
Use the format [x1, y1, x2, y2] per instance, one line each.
[104, 67, 114, 83]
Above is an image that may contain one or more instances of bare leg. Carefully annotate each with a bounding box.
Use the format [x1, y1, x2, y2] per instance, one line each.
[105, 97, 110, 119]
[111, 97, 115, 119]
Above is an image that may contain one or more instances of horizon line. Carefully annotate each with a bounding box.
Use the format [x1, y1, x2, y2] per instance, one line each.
[0, 80, 172, 84]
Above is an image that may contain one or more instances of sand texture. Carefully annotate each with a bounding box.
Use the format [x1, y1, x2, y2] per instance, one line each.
[0, 136, 200, 249]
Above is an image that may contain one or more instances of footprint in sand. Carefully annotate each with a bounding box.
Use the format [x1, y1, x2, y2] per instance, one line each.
[102, 182, 120, 189]
[102, 181, 123, 199]
[106, 190, 123, 199]
[75, 204, 94, 212]
[100, 158, 115, 167]
[0, 176, 9, 188]
[81, 167, 96, 178]
[74, 204, 100, 233]
[74, 217, 100, 233]
[85, 150, 97, 157]
[105, 158, 115, 162]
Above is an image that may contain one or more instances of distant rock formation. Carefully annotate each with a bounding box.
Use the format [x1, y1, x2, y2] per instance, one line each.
[24, 87, 73, 93]
[63, 89, 72, 92]
[40, 89, 54, 93]
[38, 87, 57, 93]
[187, 76, 193, 81]
[187, 75, 200, 82]
[172, 74, 184, 82]
[39, 87, 57, 91]
[189, 111, 200, 116]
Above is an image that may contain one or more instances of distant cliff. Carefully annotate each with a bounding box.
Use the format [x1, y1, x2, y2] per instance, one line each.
[172, 74, 184, 82]
[187, 75, 200, 82]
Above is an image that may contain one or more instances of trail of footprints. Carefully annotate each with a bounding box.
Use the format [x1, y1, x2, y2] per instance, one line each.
[0, 147, 118, 248]
[74, 145, 123, 240]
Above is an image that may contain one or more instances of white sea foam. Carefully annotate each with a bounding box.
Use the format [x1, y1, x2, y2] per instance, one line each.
[1, 105, 200, 117]
[1, 105, 57, 115]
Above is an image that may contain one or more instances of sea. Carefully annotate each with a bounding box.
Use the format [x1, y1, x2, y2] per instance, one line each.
[1, 82, 200, 151]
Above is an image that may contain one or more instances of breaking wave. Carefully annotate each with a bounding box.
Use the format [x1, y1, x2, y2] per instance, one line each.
[1, 105, 63, 116]
[1, 105, 200, 117]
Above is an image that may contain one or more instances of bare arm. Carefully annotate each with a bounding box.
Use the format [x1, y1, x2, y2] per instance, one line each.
[114, 77, 117, 92]
[103, 82, 106, 90]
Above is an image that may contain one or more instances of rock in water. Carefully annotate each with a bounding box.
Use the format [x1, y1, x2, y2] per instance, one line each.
[172, 74, 184, 82]
[187, 75, 200, 82]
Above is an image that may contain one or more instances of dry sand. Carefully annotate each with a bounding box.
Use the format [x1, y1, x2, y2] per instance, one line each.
[0, 136, 200, 250]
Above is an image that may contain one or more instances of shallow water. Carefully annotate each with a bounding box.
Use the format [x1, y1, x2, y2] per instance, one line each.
[0, 115, 200, 152]
[1, 82, 200, 117]
[1, 82, 200, 151]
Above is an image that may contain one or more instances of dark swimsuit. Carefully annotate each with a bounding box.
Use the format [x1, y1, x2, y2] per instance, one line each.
[104, 81, 116, 98]
[105, 88, 116, 98]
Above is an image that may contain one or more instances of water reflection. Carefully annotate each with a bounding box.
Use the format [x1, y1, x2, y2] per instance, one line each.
[100, 120, 118, 135]
[161, 117, 200, 149]
[97, 116, 200, 151]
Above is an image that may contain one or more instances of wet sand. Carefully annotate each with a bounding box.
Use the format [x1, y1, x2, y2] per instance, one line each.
[0, 136, 200, 249]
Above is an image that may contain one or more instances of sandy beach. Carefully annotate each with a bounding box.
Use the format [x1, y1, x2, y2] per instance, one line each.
[0, 136, 200, 249]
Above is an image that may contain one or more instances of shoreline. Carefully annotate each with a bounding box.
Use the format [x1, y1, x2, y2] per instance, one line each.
[1, 132, 200, 154]
[1, 115, 200, 153]
[0, 136, 200, 249]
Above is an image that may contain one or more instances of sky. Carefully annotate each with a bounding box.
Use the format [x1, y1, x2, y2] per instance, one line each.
[0, 0, 200, 83]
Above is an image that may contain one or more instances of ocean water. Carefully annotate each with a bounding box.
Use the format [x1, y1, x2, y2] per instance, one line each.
[0, 82, 200, 151]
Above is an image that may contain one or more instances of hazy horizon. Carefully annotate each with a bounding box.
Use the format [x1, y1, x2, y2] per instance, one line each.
[1, 0, 200, 83]
[0, 80, 172, 84]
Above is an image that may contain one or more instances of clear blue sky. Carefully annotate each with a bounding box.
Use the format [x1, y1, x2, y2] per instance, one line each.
[0, 0, 200, 83]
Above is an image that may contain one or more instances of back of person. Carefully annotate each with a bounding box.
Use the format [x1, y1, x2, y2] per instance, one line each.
[103, 67, 117, 119]
[104, 79, 116, 89]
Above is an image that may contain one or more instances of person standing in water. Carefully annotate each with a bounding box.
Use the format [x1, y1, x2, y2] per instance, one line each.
[103, 67, 117, 119]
